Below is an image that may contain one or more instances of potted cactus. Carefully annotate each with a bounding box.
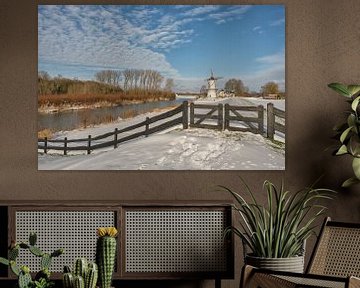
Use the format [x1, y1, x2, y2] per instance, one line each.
[96, 227, 118, 288]
[0, 232, 63, 288]
[62, 258, 98, 288]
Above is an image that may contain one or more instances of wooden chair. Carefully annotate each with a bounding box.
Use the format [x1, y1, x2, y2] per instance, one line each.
[241, 217, 360, 288]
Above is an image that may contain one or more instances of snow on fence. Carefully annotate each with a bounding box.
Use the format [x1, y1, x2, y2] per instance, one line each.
[38, 101, 188, 155]
[38, 101, 285, 155]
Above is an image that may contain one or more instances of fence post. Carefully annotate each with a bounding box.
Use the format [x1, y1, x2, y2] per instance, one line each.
[145, 117, 150, 137]
[87, 135, 91, 155]
[114, 128, 118, 149]
[182, 101, 188, 129]
[64, 137, 67, 156]
[44, 137, 48, 154]
[218, 103, 223, 131]
[190, 103, 194, 127]
[224, 104, 230, 130]
[267, 103, 275, 140]
[258, 105, 264, 135]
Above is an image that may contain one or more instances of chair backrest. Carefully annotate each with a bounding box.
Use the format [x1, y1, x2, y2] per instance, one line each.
[307, 217, 360, 277]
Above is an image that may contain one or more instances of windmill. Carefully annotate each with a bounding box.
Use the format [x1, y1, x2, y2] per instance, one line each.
[206, 69, 222, 98]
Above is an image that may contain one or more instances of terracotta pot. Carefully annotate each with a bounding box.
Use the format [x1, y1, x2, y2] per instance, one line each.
[245, 254, 304, 273]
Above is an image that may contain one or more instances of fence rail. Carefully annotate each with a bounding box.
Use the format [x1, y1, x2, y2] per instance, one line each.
[189, 103, 223, 130]
[224, 104, 264, 134]
[38, 101, 188, 155]
[267, 103, 285, 139]
[38, 101, 285, 155]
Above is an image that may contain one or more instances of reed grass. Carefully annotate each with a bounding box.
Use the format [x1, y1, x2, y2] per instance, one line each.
[38, 90, 175, 108]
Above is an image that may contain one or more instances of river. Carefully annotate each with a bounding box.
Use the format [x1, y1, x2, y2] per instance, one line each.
[38, 97, 194, 132]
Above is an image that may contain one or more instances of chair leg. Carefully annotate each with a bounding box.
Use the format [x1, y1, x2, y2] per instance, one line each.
[240, 265, 296, 288]
[240, 265, 255, 288]
[349, 276, 360, 288]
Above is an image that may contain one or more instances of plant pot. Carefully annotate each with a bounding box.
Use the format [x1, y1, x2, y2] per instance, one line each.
[245, 254, 304, 273]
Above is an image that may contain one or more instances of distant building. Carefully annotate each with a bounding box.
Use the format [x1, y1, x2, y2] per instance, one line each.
[263, 93, 278, 99]
[206, 71, 218, 98]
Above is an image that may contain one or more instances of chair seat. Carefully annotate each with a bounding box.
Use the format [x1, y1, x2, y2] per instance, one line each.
[243, 265, 360, 288]
[277, 274, 346, 288]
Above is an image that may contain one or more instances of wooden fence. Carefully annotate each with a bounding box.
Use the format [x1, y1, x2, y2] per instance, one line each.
[190, 102, 284, 139]
[267, 103, 285, 140]
[189, 103, 223, 130]
[224, 104, 264, 134]
[38, 101, 285, 155]
[38, 101, 188, 155]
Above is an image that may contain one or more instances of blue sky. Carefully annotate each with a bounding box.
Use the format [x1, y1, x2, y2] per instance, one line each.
[38, 5, 285, 92]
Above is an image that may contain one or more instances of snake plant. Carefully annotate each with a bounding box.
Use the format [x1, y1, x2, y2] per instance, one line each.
[222, 178, 335, 258]
[328, 83, 360, 187]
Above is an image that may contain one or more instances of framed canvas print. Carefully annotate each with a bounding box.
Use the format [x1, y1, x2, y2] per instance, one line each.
[37, 5, 285, 170]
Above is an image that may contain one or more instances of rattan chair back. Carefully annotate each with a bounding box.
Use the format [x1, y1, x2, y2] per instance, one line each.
[307, 217, 360, 278]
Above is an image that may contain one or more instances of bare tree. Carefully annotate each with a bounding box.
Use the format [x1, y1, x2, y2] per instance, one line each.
[95, 70, 122, 87]
[164, 78, 175, 92]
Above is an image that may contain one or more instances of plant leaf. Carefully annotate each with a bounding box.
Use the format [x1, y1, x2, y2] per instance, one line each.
[352, 157, 360, 179]
[342, 177, 360, 188]
[340, 126, 353, 143]
[347, 85, 360, 97]
[328, 83, 351, 97]
[336, 144, 348, 155]
[351, 96, 360, 111]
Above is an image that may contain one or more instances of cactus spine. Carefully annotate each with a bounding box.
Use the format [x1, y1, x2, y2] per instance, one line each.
[96, 227, 118, 288]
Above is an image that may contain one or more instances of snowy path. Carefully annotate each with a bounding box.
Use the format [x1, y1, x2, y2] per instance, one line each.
[38, 97, 285, 170]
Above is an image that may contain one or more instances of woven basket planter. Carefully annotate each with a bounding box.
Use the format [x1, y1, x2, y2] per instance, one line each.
[245, 254, 305, 273]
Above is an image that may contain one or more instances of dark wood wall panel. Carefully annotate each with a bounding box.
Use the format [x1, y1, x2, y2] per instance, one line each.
[1, 1, 360, 287]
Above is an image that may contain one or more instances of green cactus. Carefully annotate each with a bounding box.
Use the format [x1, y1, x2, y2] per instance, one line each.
[29, 245, 44, 257]
[63, 259, 98, 288]
[9, 246, 19, 260]
[41, 253, 52, 270]
[85, 263, 98, 288]
[29, 232, 37, 246]
[63, 265, 72, 273]
[0, 232, 63, 288]
[63, 272, 74, 288]
[10, 260, 21, 276]
[74, 258, 88, 279]
[73, 275, 85, 288]
[96, 229, 117, 288]
[19, 243, 30, 249]
[18, 269, 32, 288]
[51, 248, 64, 258]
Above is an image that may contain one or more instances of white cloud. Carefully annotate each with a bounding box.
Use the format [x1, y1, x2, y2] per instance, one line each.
[270, 18, 285, 26]
[253, 26, 261, 31]
[256, 52, 284, 65]
[209, 6, 251, 24]
[38, 5, 184, 78]
[182, 6, 219, 17]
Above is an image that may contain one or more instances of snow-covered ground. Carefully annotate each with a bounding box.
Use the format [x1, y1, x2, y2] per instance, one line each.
[38, 97, 285, 170]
